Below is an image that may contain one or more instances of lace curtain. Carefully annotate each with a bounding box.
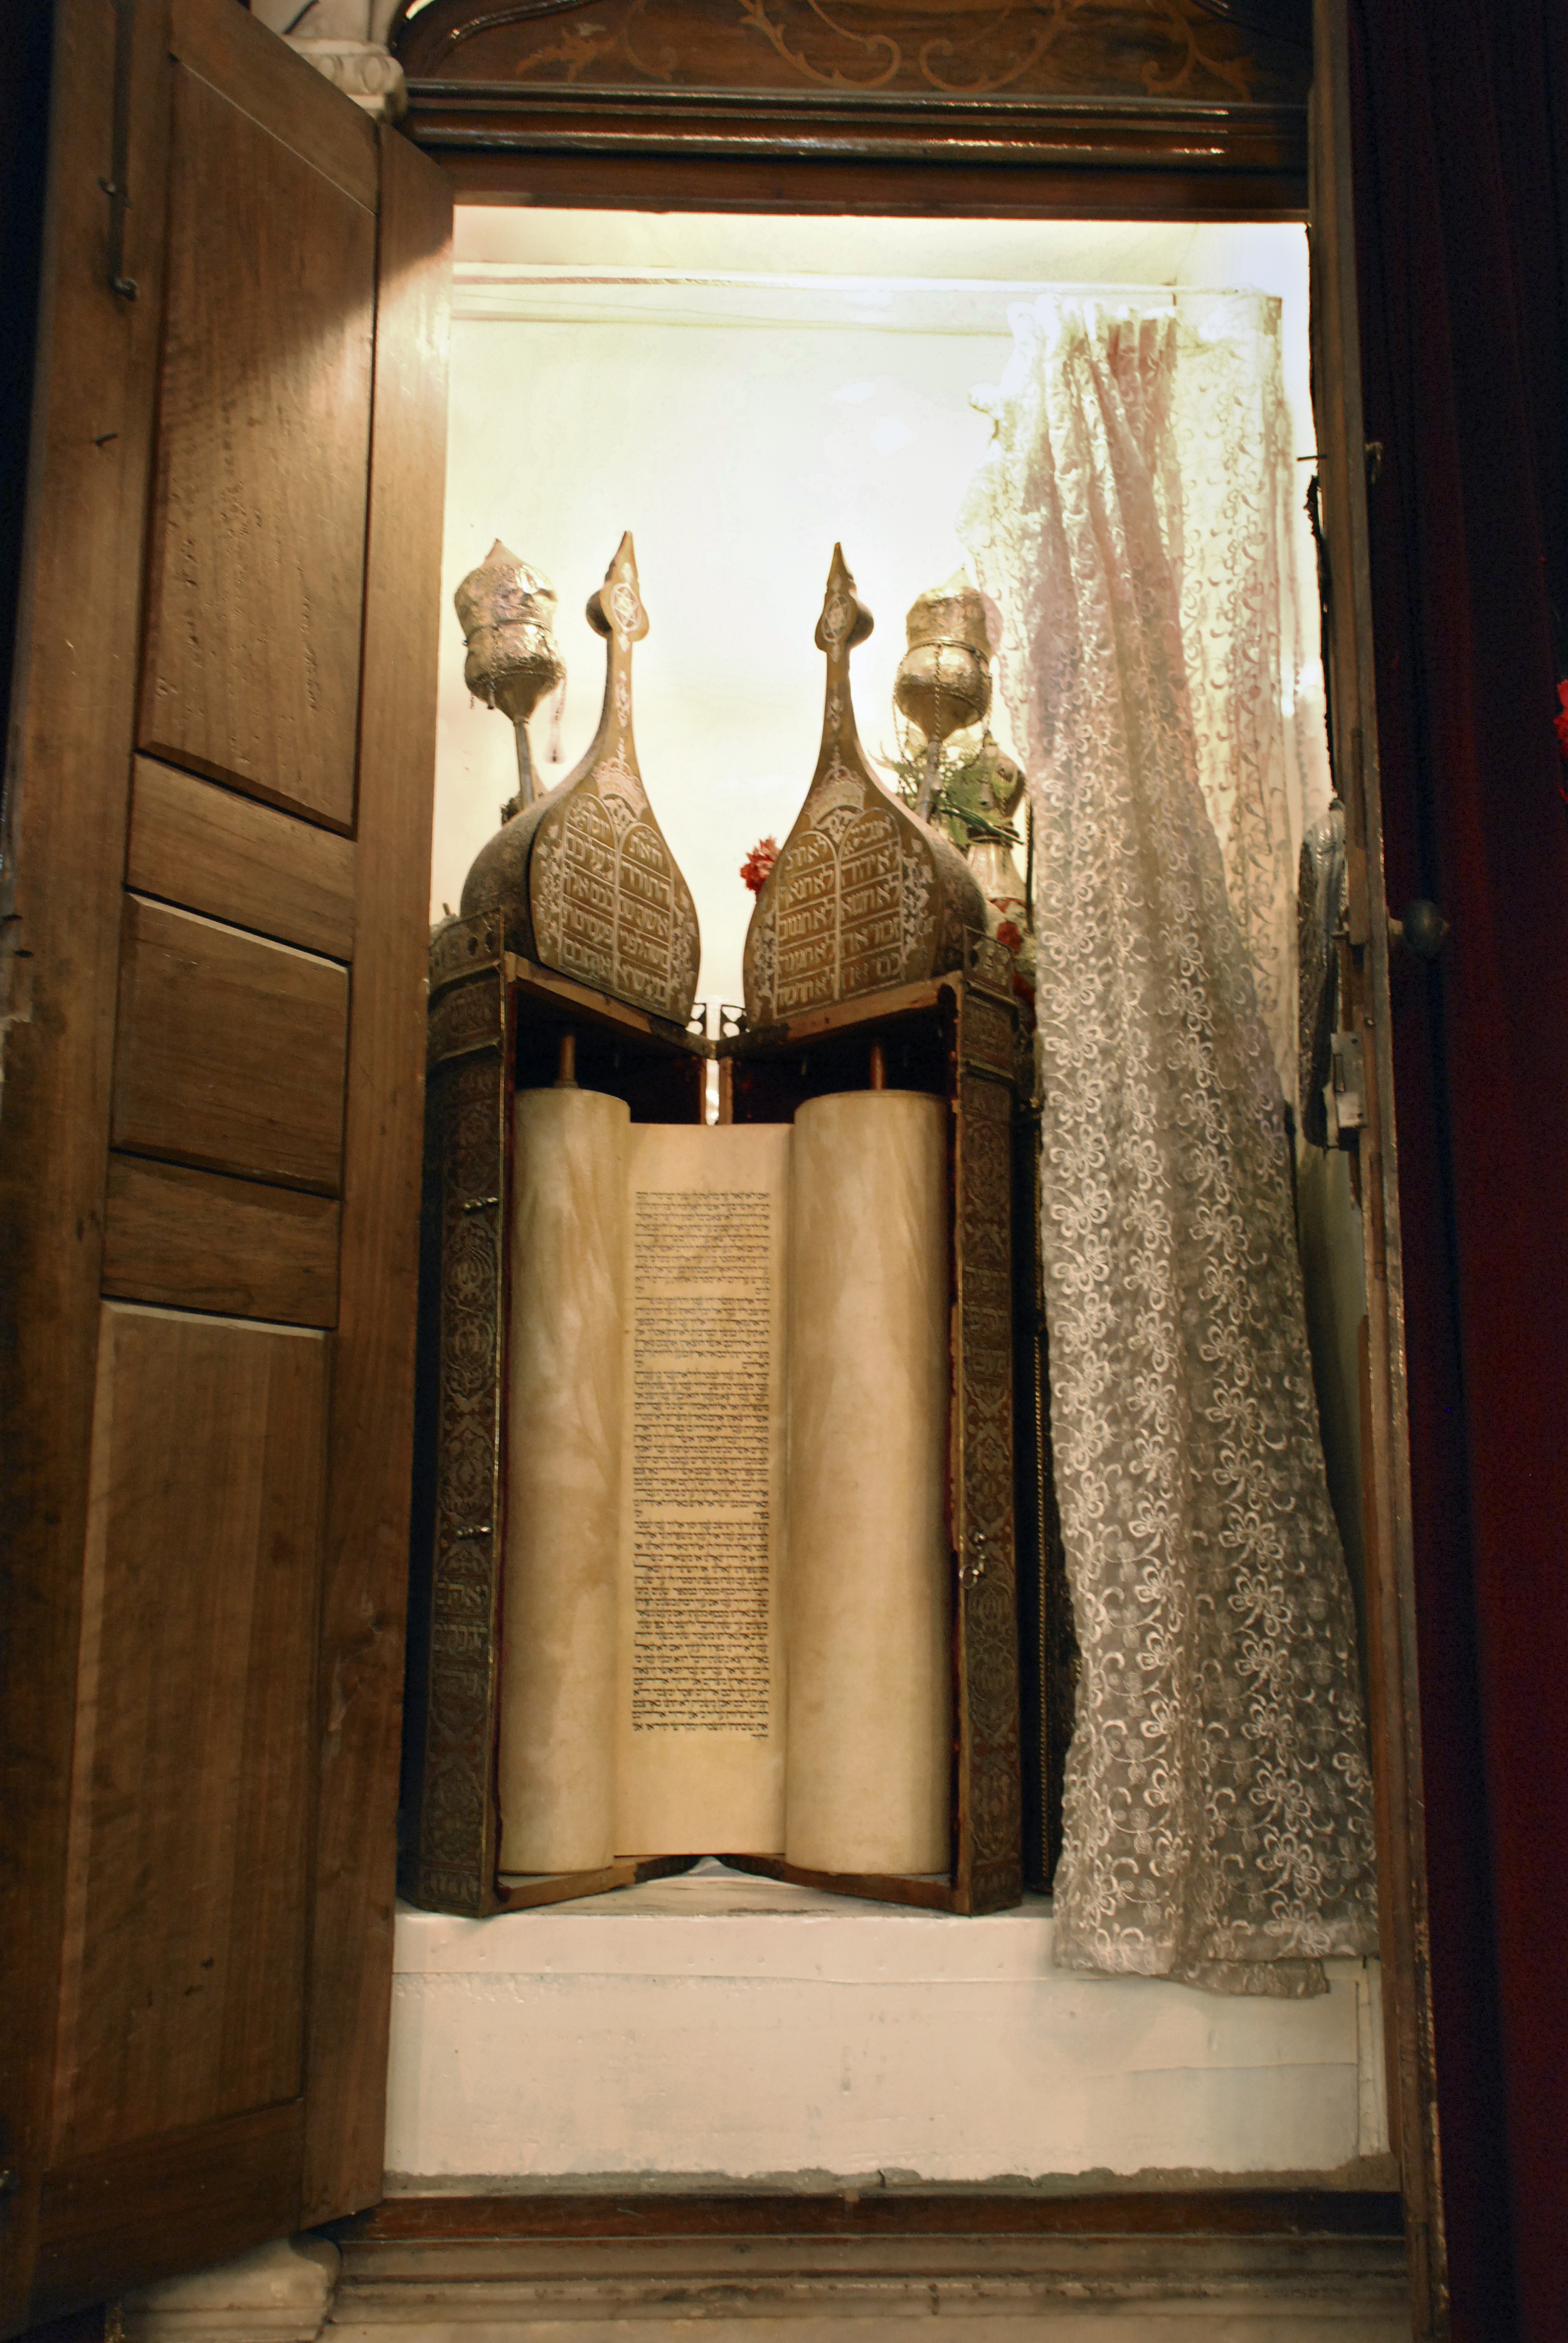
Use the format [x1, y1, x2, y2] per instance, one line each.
[961, 299, 1377, 1994]
[1161, 295, 1327, 1103]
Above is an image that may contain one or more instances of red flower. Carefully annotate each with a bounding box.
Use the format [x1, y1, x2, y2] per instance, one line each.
[995, 919, 1024, 955]
[741, 836, 779, 895]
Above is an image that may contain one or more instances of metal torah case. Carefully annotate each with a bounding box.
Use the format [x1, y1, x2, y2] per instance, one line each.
[403, 913, 707, 1920]
[719, 939, 1025, 1919]
[405, 544, 1024, 1923]
[461, 533, 701, 1027]
[741, 546, 988, 1028]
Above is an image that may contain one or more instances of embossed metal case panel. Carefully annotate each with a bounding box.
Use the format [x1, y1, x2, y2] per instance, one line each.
[401, 912, 707, 1916]
[741, 762, 982, 1026]
[527, 763, 701, 1021]
[458, 537, 702, 1029]
[401, 920, 1024, 1916]
[722, 931, 1024, 1916]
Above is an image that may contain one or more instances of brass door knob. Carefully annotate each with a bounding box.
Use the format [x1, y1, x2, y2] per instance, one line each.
[1390, 899, 1450, 960]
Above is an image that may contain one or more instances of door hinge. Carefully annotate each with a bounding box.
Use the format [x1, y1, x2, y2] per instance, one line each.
[1325, 1028, 1365, 1146]
[101, 0, 139, 301]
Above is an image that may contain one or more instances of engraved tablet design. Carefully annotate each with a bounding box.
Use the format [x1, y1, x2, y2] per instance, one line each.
[532, 754, 697, 1017]
[522, 536, 700, 1026]
[769, 761, 934, 1018]
[744, 548, 980, 1027]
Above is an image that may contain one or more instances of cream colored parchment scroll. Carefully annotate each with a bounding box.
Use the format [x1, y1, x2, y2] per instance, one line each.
[498, 1085, 628, 1875]
[497, 1086, 952, 1880]
[614, 1122, 790, 1857]
[784, 1090, 952, 1876]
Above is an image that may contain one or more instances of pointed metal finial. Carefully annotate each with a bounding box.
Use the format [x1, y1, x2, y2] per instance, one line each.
[740, 547, 986, 1024]
[586, 531, 650, 651]
[815, 543, 873, 657]
[813, 545, 874, 767]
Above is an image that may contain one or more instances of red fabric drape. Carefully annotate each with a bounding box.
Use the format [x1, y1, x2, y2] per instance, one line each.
[1350, 3, 1568, 2337]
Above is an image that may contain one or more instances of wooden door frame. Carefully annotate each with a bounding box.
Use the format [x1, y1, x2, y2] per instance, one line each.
[1308, 1, 1443, 2332]
[1, 4, 451, 2328]
[392, 0, 1445, 2335]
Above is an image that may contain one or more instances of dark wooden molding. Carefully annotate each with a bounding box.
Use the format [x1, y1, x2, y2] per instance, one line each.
[421, 143, 1305, 216]
[395, 0, 1308, 209]
[405, 83, 1306, 169]
[1308, 0, 1444, 2332]
[31, 2101, 305, 2324]
[336, 2188, 1404, 2242]
[393, 0, 1308, 105]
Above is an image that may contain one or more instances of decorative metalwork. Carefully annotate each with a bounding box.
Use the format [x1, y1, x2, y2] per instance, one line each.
[427, 970, 506, 1066]
[744, 548, 986, 1026]
[406, 960, 510, 1916]
[952, 1046, 1022, 1912]
[460, 535, 701, 1027]
[452, 540, 566, 812]
[965, 927, 1017, 999]
[893, 573, 993, 821]
[961, 991, 1015, 1079]
[430, 905, 504, 990]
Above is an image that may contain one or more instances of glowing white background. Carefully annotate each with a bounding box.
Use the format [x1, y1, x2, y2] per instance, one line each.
[432, 214, 1317, 1010]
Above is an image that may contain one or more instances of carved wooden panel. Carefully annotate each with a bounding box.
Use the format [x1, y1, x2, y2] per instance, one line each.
[48, 1304, 327, 2165]
[395, 0, 1308, 105]
[396, 0, 1308, 205]
[112, 895, 349, 1195]
[127, 758, 357, 962]
[102, 1155, 342, 1327]
[137, 61, 376, 828]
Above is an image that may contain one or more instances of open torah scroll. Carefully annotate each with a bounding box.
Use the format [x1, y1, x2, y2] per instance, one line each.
[498, 1081, 953, 1879]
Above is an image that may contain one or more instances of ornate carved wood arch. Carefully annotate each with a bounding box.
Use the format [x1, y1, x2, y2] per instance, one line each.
[391, 0, 1311, 211]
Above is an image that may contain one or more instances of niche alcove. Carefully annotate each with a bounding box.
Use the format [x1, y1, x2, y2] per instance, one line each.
[0, 1, 1440, 2335]
[391, 181, 1391, 2164]
[386, 0, 1435, 2303]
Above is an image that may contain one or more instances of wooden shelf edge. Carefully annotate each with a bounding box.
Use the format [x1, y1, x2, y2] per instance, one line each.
[331, 2182, 1404, 2243]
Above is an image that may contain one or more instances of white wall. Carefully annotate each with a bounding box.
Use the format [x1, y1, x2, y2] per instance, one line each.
[407, 216, 1366, 2194]
[432, 212, 1322, 1010]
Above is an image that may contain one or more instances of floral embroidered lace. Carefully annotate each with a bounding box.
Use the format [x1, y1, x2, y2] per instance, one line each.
[961, 298, 1377, 1993]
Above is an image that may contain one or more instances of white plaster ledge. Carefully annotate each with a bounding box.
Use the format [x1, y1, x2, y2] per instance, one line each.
[328, 2231, 1410, 2342]
[108, 2225, 1412, 2343]
[386, 1863, 1389, 2186]
[122, 2236, 339, 2343]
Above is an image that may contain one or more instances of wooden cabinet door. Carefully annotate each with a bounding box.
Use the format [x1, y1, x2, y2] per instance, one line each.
[1309, 1, 1443, 2334]
[0, 3, 450, 2327]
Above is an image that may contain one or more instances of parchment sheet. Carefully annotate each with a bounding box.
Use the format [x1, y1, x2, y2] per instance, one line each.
[497, 1085, 628, 1875]
[614, 1122, 791, 1856]
[784, 1090, 952, 1874]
